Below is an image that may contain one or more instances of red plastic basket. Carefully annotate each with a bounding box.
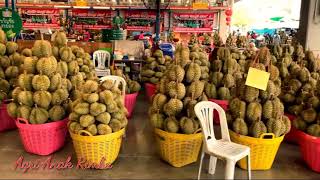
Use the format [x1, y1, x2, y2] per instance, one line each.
[16, 118, 68, 156]
[208, 99, 229, 125]
[284, 113, 300, 144]
[125, 92, 139, 118]
[145, 83, 157, 102]
[0, 102, 16, 132]
[299, 131, 320, 173]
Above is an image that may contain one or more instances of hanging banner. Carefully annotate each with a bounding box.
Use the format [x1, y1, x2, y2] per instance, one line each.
[0, 8, 22, 37]
[125, 10, 158, 19]
[173, 12, 215, 33]
[21, 8, 60, 30]
[71, 9, 113, 30]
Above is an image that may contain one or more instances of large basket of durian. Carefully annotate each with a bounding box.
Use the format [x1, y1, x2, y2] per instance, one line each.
[149, 44, 209, 167]
[227, 49, 290, 170]
[292, 107, 320, 172]
[68, 79, 128, 167]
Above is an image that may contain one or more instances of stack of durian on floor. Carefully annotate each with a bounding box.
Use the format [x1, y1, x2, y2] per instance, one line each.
[68, 79, 128, 135]
[113, 69, 141, 94]
[149, 43, 210, 134]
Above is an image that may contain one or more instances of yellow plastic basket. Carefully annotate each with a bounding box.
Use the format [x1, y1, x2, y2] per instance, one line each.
[69, 128, 125, 168]
[229, 130, 284, 170]
[154, 128, 203, 168]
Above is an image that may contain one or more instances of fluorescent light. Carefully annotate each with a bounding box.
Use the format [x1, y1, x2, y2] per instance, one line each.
[92, 6, 110, 9]
[54, 5, 71, 8]
[73, 6, 90, 9]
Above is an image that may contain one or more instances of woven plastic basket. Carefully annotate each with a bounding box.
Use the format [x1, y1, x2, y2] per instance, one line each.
[208, 99, 229, 125]
[154, 128, 203, 167]
[229, 130, 284, 170]
[0, 102, 16, 132]
[16, 118, 68, 156]
[144, 83, 156, 102]
[125, 92, 139, 118]
[70, 128, 125, 167]
[299, 131, 320, 173]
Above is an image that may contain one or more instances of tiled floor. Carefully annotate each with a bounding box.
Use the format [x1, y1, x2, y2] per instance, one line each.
[0, 92, 319, 179]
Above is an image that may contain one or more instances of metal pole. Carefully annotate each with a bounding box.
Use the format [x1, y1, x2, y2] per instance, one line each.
[5, 0, 8, 8]
[155, 0, 161, 43]
[11, 0, 15, 11]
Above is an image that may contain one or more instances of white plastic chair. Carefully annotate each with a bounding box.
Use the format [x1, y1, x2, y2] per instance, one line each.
[93, 50, 111, 77]
[194, 101, 251, 180]
[100, 75, 126, 104]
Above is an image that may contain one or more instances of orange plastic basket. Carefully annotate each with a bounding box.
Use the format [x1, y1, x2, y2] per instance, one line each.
[229, 130, 284, 170]
[154, 128, 203, 167]
[69, 128, 125, 167]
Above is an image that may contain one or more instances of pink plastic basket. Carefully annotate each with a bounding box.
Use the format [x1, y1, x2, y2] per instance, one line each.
[284, 113, 300, 144]
[125, 92, 139, 118]
[0, 102, 16, 132]
[299, 131, 320, 173]
[16, 118, 68, 156]
[208, 99, 229, 125]
[145, 83, 157, 102]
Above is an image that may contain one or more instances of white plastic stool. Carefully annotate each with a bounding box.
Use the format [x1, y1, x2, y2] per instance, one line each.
[93, 50, 111, 77]
[194, 101, 251, 180]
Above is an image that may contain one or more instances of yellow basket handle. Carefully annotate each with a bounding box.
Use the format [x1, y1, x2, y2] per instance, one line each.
[155, 133, 165, 141]
[259, 133, 275, 139]
[78, 130, 93, 136]
[194, 128, 202, 134]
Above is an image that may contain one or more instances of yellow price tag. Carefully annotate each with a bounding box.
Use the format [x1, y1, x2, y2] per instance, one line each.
[245, 67, 270, 91]
[192, 3, 209, 10]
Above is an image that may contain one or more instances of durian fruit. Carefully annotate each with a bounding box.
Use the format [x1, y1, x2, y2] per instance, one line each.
[180, 117, 199, 134]
[21, 48, 32, 57]
[56, 61, 68, 77]
[36, 57, 57, 76]
[32, 39, 52, 58]
[49, 105, 66, 121]
[6, 42, 18, 55]
[97, 124, 112, 135]
[301, 107, 317, 123]
[164, 116, 179, 133]
[109, 119, 122, 132]
[0, 78, 10, 93]
[281, 115, 291, 135]
[150, 113, 165, 129]
[33, 91, 52, 109]
[168, 65, 185, 83]
[186, 62, 201, 83]
[49, 73, 62, 92]
[7, 102, 18, 118]
[32, 74, 50, 91]
[68, 61, 80, 76]
[223, 74, 235, 88]
[82, 93, 99, 103]
[74, 102, 90, 115]
[211, 71, 224, 87]
[0, 29, 6, 44]
[266, 117, 283, 137]
[69, 121, 83, 134]
[163, 98, 183, 116]
[187, 80, 205, 99]
[51, 89, 69, 105]
[29, 106, 49, 124]
[244, 86, 259, 103]
[79, 114, 95, 127]
[69, 112, 81, 122]
[23, 57, 37, 74]
[307, 123, 320, 137]
[96, 112, 111, 124]
[204, 82, 217, 99]
[232, 117, 248, 136]
[86, 124, 98, 136]
[293, 116, 307, 131]
[246, 101, 262, 124]
[217, 86, 231, 100]
[262, 100, 273, 120]
[18, 90, 34, 107]
[152, 93, 167, 111]
[167, 81, 186, 99]
[59, 46, 74, 62]
[90, 102, 107, 116]
[229, 98, 246, 119]
[83, 80, 98, 93]
[17, 105, 32, 119]
[53, 31, 67, 47]
[249, 118, 267, 138]
[5, 66, 19, 78]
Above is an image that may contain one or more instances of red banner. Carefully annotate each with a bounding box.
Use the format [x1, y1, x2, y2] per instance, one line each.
[21, 8, 60, 16]
[173, 13, 215, 20]
[126, 26, 152, 31]
[72, 9, 112, 17]
[125, 10, 164, 19]
[173, 27, 213, 33]
[73, 24, 112, 30]
[23, 23, 60, 29]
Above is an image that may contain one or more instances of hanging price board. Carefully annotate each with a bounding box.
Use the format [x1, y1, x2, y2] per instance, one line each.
[245, 67, 270, 91]
[0, 8, 22, 38]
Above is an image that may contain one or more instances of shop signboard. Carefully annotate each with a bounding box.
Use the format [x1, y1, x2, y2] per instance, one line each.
[71, 9, 113, 30]
[0, 8, 22, 37]
[173, 12, 215, 33]
[21, 8, 60, 30]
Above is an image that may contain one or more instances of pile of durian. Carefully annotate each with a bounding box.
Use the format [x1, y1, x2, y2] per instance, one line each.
[141, 49, 171, 84]
[6, 31, 97, 124]
[149, 43, 209, 134]
[205, 47, 243, 100]
[68, 79, 128, 135]
[113, 69, 141, 94]
[227, 48, 291, 138]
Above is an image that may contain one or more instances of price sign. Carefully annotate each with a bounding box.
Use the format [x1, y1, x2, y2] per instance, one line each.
[0, 8, 22, 38]
[192, 2, 209, 10]
[245, 67, 270, 91]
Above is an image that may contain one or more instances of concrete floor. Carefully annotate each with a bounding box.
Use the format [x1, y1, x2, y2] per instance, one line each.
[0, 92, 319, 179]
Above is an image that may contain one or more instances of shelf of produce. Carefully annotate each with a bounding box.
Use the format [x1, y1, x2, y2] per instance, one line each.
[17, 40, 112, 54]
